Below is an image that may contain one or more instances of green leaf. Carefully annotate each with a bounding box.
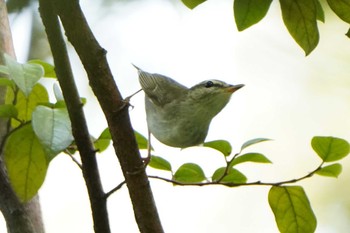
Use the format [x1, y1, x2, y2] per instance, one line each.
[314, 0, 325, 22]
[4, 124, 48, 202]
[0, 78, 15, 88]
[327, 0, 350, 23]
[269, 186, 317, 233]
[94, 128, 111, 152]
[311, 136, 350, 162]
[134, 131, 151, 150]
[0, 104, 18, 118]
[13, 83, 49, 127]
[149, 155, 172, 171]
[346, 28, 350, 38]
[230, 152, 272, 166]
[4, 54, 44, 97]
[234, 0, 273, 31]
[32, 105, 74, 160]
[212, 167, 247, 183]
[181, 0, 207, 9]
[173, 163, 206, 183]
[203, 140, 232, 156]
[241, 138, 271, 151]
[28, 60, 56, 78]
[316, 163, 342, 178]
[280, 0, 319, 55]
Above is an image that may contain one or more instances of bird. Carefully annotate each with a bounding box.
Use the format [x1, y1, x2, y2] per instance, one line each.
[134, 65, 244, 148]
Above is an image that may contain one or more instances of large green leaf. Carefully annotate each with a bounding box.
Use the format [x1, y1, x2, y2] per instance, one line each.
[316, 163, 342, 178]
[203, 140, 232, 156]
[4, 124, 48, 202]
[173, 163, 206, 183]
[327, 0, 350, 23]
[4, 54, 44, 97]
[181, 0, 207, 9]
[234, 0, 273, 31]
[32, 105, 73, 160]
[280, 0, 319, 55]
[311, 136, 350, 162]
[230, 152, 272, 166]
[212, 167, 247, 183]
[12, 83, 49, 127]
[269, 186, 317, 233]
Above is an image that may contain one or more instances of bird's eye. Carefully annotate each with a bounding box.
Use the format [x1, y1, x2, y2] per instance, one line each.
[205, 81, 214, 88]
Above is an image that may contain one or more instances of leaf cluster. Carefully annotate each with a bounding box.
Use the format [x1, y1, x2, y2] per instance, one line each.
[181, 0, 350, 55]
[137, 134, 349, 233]
[0, 54, 76, 202]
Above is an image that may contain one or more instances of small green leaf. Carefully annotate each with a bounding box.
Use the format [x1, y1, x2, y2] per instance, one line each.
[346, 28, 350, 38]
[12, 83, 49, 127]
[0, 104, 18, 118]
[316, 163, 342, 178]
[94, 128, 111, 152]
[149, 156, 172, 171]
[280, 0, 319, 55]
[230, 152, 272, 166]
[269, 186, 317, 233]
[181, 0, 207, 9]
[4, 124, 48, 202]
[311, 136, 350, 162]
[241, 138, 271, 151]
[4, 54, 44, 97]
[203, 140, 232, 156]
[134, 131, 150, 150]
[173, 163, 205, 183]
[327, 0, 350, 24]
[315, 0, 325, 22]
[234, 0, 273, 31]
[28, 60, 56, 78]
[212, 167, 247, 183]
[32, 105, 74, 160]
[0, 78, 14, 88]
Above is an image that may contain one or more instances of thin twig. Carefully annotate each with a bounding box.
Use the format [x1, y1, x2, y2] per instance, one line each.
[148, 162, 323, 188]
[105, 180, 127, 199]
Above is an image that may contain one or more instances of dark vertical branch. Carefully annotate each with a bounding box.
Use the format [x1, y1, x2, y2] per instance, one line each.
[0, 1, 44, 233]
[38, 1, 111, 233]
[46, 0, 164, 232]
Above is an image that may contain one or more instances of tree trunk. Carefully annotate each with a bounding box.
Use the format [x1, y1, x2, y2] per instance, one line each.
[0, 1, 45, 232]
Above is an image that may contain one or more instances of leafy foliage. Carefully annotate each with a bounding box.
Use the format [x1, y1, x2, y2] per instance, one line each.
[311, 136, 350, 162]
[181, 0, 350, 55]
[0, 55, 74, 202]
[173, 163, 206, 183]
[234, 0, 273, 31]
[4, 124, 48, 202]
[181, 0, 206, 9]
[269, 186, 317, 233]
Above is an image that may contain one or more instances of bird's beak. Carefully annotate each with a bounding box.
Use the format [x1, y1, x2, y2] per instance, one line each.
[226, 84, 244, 93]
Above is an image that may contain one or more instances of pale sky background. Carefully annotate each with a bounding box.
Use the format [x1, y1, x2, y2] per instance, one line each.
[1, 0, 350, 232]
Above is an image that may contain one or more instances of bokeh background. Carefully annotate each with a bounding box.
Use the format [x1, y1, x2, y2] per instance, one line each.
[1, 0, 350, 232]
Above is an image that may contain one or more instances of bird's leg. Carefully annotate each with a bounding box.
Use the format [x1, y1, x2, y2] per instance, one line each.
[142, 129, 152, 165]
[115, 89, 142, 112]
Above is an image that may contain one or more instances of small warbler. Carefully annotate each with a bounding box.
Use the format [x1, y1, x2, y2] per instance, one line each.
[134, 65, 244, 148]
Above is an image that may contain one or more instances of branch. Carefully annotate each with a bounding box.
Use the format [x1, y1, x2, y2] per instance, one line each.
[45, 0, 164, 232]
[148, 163, 323, 187]
[38, 1, 110, 233]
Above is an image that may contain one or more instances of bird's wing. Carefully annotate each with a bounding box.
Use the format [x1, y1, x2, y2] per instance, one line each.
[134, 65, 188, 106]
